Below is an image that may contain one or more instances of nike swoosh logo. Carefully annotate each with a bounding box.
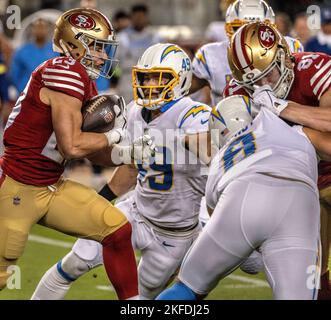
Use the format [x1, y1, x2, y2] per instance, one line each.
[162, 241, 175, 247]
[315, 59, 324, 70]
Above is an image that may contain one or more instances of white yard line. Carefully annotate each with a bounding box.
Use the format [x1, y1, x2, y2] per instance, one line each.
[227, 274, 269, 287]
[223, 284, 263, 289]
[96, 285, 115, 292]
[28, 234, 269, 290]
[28, 234, 74, 248]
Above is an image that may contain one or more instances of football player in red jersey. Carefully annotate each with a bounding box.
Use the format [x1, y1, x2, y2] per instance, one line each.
[0, 8, 155, 299]
[224, 21, 331, 299]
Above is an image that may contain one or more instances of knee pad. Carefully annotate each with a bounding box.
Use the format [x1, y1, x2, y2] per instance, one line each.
[59, 250, 97, 281]
[138, 247, 179, 299]
[72, 239, 103, 267]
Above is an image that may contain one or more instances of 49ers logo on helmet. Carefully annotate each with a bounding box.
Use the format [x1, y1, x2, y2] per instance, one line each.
[258, 25, 276, 49]
[69, 13, 96, 29]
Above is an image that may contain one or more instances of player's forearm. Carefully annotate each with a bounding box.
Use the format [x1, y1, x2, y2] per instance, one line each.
[108, 165, 137, 197]
[280, 102, 331, 132]
[184, 132, 217, 165]
[61, 132, 109, 159]
[303, 127, 331, 161]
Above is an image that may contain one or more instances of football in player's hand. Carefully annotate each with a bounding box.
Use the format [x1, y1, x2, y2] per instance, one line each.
[81, 94, 118, 133]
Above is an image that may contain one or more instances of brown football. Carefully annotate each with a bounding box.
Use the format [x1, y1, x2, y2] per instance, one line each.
[81, 94, 118, 133]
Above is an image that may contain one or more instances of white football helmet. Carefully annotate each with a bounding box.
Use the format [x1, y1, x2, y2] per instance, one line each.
[209, 95, 255, 148]
[225, 0, 275, 39]
[132, 43, 192, 110]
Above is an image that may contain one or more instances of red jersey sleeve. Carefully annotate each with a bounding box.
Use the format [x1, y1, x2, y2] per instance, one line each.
[223, 79, 248, 98]
[295, 52, 331, 101]
[39, 57, 90, 102]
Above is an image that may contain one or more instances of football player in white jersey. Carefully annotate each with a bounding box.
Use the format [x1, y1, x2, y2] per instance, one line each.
[194, 0, 304, 270]
[157, 95, 331, 300]
[31, 43, 211, 300]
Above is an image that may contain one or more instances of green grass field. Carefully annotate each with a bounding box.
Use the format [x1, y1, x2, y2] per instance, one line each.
[0, 224, 273, 300]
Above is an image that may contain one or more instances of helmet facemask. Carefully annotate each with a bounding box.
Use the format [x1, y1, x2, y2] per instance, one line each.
[237, 46, 294, 99]
[132, 67, 180, 110]
[74, 33, 119, 80]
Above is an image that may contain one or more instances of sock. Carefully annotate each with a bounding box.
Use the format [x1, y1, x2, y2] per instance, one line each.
[102, 222, 138, 300]
[156, 282, 197, 300]
[31, 263, 72, 300]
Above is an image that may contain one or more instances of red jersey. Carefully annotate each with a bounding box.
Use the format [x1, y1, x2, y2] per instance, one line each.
[2, 56, 98, 186]
[223, 52, 331, 189]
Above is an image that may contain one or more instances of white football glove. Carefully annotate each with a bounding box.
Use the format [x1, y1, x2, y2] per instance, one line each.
[113, 135, 157, 164]
[131, 134, 157, 163]
[104, 96, 127, 146]
[252, 85, 288, 116]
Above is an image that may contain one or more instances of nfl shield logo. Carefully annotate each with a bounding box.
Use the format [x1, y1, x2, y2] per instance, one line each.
[13, 196, 21, 205]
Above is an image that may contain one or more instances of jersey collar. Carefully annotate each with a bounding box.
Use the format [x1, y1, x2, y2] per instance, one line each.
[159, 99, 180, 113]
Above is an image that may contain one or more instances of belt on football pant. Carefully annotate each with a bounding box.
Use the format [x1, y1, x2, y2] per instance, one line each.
[140, 214, 200, 239]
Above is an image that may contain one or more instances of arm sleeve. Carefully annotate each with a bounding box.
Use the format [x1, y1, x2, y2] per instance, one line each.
[306, 53, 331, 100]
[222, 80, 247, 98]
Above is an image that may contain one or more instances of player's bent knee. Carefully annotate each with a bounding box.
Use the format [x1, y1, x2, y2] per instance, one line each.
[72, 239, 103, 265]
[138, 252, 177, 299]
[59, 251, 92, 280]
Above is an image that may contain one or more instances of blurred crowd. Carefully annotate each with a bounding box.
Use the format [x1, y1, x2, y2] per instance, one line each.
[0, 0, 331, 188]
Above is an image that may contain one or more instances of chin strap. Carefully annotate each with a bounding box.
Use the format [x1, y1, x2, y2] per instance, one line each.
[59, 39, 72, 58]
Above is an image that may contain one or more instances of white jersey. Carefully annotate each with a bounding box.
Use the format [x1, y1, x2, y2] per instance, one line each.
[126, 97, 211, 229]
[192, 36, 304, 106]
[206, 108, 318, 210]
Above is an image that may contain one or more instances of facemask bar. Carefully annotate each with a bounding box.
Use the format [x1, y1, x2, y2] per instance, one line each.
[238, 46, 294, 99]
[132, 67, 179, 109]
[79, 33, 119, 80]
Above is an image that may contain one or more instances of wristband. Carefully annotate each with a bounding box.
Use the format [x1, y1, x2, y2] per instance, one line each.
[98, 184, 117, 202]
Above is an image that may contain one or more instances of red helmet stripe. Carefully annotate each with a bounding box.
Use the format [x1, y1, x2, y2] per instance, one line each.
[240, 26, 253, 70]
[233, 26, 252, 71]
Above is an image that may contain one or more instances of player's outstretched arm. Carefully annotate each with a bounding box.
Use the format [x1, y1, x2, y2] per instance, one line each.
[302, 127, 331, 161]
[40, 87, 110, 159]
[97, 164, 138, 203]
[281, 102, 331, 133]
[183, 132, 218, 165]
[281, 89, 331, 133]
[108, 165, 138, 197]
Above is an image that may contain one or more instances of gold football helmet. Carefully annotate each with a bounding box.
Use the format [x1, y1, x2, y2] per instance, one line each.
[53, 8, 118, 79]
[227, 22, 295, 99]
[225, 0, 275, 39]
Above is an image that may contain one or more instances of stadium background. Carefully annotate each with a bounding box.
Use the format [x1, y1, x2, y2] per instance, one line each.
[0, 0, 328, 299]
